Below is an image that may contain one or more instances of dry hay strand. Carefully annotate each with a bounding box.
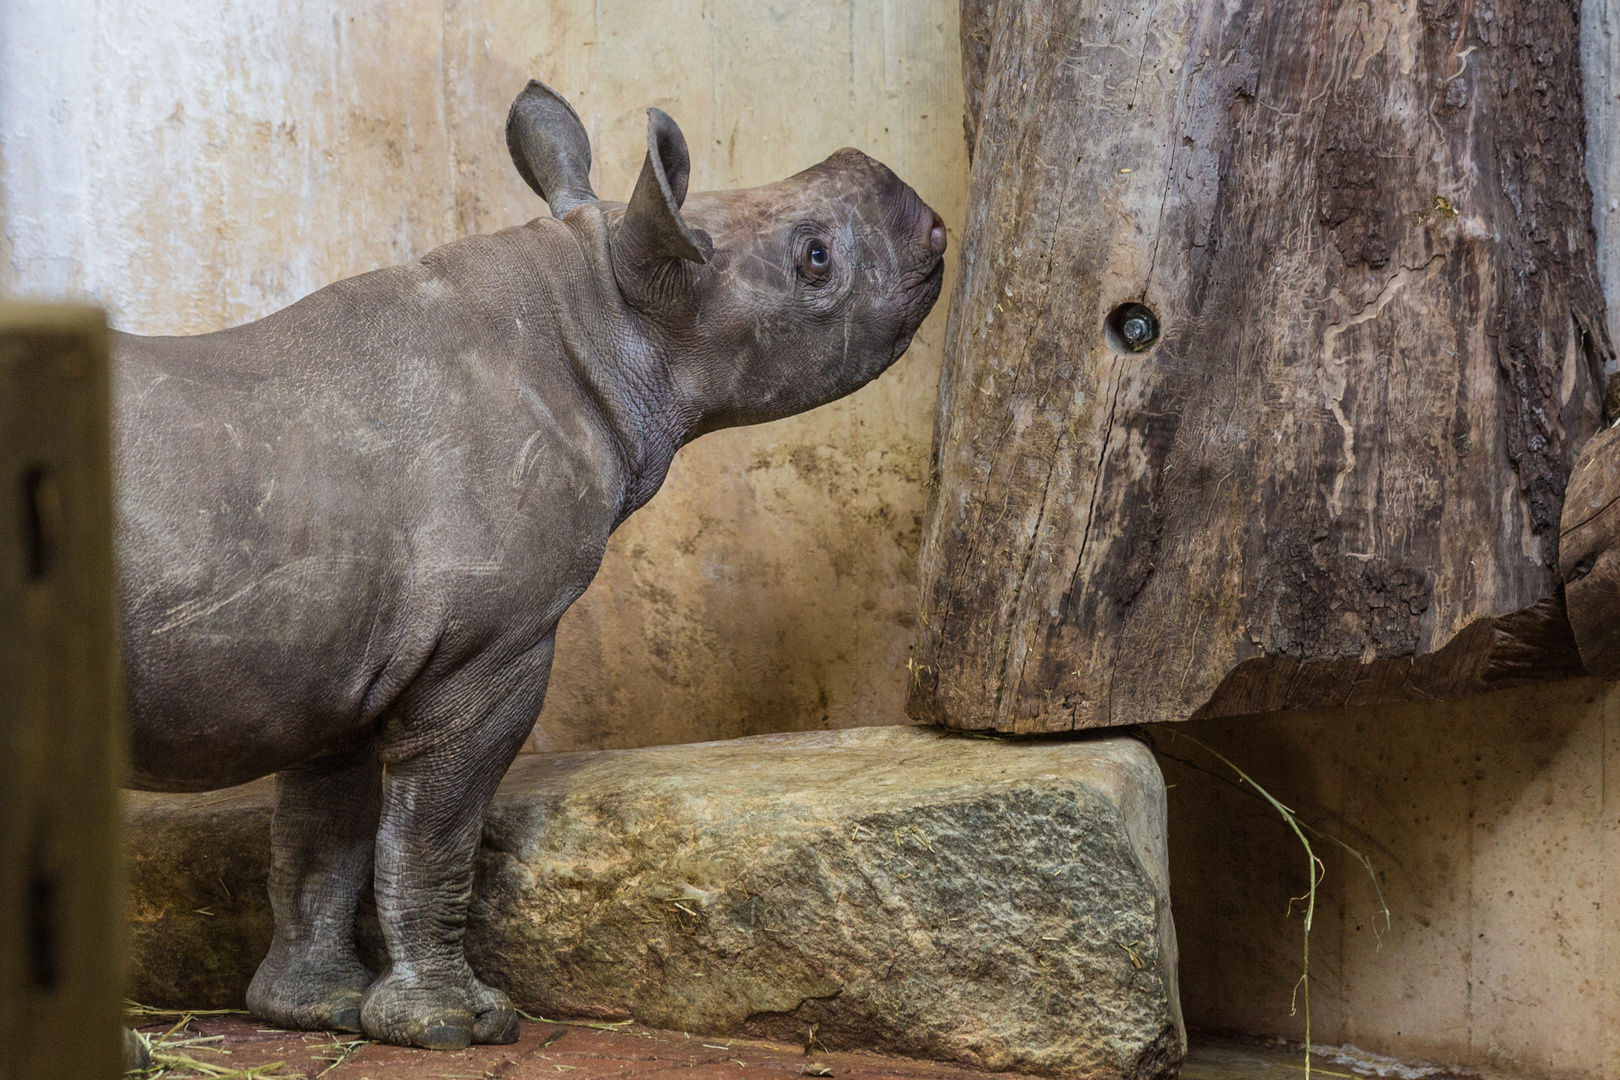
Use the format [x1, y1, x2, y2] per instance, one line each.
[125, 1009, 285, 1079]
[308, 1036, 369, 1078]
[515, 1010, 635, 1031]
[126, 1000, 249, 1019]
[1151, 729, 1391, 1080]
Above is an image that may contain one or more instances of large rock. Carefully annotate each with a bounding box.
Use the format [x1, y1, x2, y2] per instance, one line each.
[126, 727, 1183, 1079]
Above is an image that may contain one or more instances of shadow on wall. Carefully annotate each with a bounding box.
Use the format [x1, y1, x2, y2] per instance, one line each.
[1154, 677, 1619, 1078]
[540, 433, 936, 753]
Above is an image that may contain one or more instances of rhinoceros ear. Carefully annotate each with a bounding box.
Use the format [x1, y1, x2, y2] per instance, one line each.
[611, 109, 712, 303]
[506, 79, 598, 218]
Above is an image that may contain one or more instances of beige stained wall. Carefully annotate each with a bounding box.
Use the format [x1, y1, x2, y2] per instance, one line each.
[0, 0, 967, 753]
[1160, 680, 1620, 1079]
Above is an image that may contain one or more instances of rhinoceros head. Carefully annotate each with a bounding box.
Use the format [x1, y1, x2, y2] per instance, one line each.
[507, 80, 946, 440]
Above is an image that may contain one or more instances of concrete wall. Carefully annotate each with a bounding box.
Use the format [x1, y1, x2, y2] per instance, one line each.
[1158, 679, 1620, 1079]
[1587, 0, 1620, 351]
[0, 0, 966, 752]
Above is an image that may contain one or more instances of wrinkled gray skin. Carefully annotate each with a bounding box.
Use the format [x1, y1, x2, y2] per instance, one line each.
[115, 81, 945, 1052]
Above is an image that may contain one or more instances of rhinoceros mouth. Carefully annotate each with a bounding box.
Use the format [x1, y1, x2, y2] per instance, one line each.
[889, 259, 945, 362]
[901, 249, 945, 293]
[908, 254, 945, 311]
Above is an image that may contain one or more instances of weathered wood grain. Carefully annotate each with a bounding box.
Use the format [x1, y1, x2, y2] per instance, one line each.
[0, 303, 124, 1077]
[1559, 421, 1620, 675]
[959, 0, 997, 162]
[911, 0, 1611, 731]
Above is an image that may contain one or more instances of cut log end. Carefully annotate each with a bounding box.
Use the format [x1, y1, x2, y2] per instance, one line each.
[1560, 424, 1620, 678]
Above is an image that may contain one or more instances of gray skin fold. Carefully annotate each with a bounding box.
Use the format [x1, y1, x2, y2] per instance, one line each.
[114, 79, 946, 1051]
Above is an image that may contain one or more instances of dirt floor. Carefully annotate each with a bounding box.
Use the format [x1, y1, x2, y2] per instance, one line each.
[126, 1013, 1435, 1080]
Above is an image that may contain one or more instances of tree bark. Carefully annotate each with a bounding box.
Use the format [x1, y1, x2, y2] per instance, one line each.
[1559, 421, 1620, 675]
[959, 0, 997, 164]
[910, 0, 1612, 732]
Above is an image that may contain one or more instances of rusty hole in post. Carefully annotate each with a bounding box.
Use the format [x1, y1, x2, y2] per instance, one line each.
[1104, 302, 1160, 355]
[20, 466, 54, 580]
[27, 840, 59, 992]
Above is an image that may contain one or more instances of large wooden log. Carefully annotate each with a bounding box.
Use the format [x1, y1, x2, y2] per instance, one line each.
[910, 0, 1612, 732]
[0, 304, 125, 1077]
[1559, 422, 1620, 674]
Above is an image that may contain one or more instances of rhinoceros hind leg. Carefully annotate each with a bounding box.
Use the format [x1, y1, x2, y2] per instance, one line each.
[246, 747, 383, 1032]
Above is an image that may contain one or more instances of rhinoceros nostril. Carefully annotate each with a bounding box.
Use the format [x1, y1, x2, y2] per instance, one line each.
[928, 213, 947, 255]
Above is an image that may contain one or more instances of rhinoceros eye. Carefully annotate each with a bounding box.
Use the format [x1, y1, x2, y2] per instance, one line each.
[797, 236, 833, 283]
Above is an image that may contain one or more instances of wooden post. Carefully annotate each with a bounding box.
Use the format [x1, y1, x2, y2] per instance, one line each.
[910, 0, 1610, 732]
[0, 303, 124, 1078]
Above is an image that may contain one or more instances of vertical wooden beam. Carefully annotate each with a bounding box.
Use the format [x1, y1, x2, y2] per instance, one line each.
[0, 303, 123, 1079]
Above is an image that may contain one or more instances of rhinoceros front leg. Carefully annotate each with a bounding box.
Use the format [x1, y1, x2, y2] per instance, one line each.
[359, 641, 553, 1050]
[246, 747, 383, 1032]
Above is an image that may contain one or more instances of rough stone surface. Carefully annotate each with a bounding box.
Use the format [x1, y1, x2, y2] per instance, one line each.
[126, 784, 276, 1007]
[126, 727, 1183, 1079]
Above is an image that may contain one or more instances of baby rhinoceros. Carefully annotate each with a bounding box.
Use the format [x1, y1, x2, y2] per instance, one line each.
[116, 81, 946, 1050]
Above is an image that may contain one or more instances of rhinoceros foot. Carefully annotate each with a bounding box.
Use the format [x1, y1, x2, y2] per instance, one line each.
[359, 966, 519, 1050]
[246, 945, 372, 1033]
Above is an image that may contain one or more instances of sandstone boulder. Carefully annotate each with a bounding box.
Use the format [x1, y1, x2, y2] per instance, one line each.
[126, 727, 1183, 1079]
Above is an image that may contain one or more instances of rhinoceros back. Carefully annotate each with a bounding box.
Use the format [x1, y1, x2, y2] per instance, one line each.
[113, 221, 628, 790]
